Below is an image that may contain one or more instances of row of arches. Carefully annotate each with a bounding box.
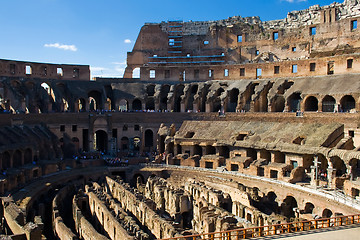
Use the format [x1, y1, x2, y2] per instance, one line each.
[3, 79, 360, 114]
[273, 94, 356, 113]
[1, 148, 34, 170]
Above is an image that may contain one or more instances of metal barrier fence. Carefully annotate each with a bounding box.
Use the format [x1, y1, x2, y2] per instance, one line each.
[159, 214, 360, 240]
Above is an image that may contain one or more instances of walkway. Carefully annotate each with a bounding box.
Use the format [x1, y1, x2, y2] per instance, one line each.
[252, 224, 360, 239]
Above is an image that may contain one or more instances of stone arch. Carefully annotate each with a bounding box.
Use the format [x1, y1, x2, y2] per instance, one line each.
[322, 95, 336, 112]
[2, 151, 11, 169]
[146, 84, 155, 97]
[227, 88, 239, 112]
[212, 88, 224, 112]
[281, 196, 298, 219]
[186, 84, 198, 111]
[340, 95, 355, 112]
[105, 97, 112, 111]
[95, 130, 108, 153]
[159, 85, 170, 111]
[41, 82, 55, 102]
[330, 156, 346, 177]
[132, 99, 142, 111]
[287, 92, 302, 112]
[303, 202, 314, 214]
[304, 96, 318, 111]
[24, 148, 32, 165]
[318, 154, 328, 172]
[349, 158, 360, 179]
[270, 95, 285, 112]
[144, 129, 154, 149]
[133, 136, 141, 151]
[13, 150, 22, 168]
[260, 149, 271, 162]
[77, 98, 86, 112]
[118, 99, 128, 112]
[174, 84, 185, 112]
[88, 90, 103, 111]
[145, 98, 155, 110]
[322, 208, 333, 218]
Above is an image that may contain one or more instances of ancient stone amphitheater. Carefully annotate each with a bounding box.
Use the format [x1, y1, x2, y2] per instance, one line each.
[1, 0, 360, 239]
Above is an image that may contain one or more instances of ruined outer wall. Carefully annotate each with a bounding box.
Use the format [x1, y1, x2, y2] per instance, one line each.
[0, 59, 90, 80]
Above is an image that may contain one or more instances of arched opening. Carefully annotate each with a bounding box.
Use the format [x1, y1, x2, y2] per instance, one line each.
[330, 156, 346, 177]
[322, 95, 336, 112]
[24, 148, 32, 165]
[304, 96, 318, 111]
[186, 85, 198, 111]
[227, 88, 239, 112]
[212, 88, 224, 112]
[159, 85, 170, 111]
[145, 98, 155, 110]
[174, 85, 185, 112]
[303, 202, 314, 214]
[132, 99, 142, 111]
[144, 130, 154, 150]
[340, 95, 355, 112]
[146, 84, 155, 97]
[260, 149, 271, 162]
[322, 208, 333, 218]
[95, 130, 108, 153]
[132, 67, 140, 78]
[264, 191, 278, 214]
[106, 98, 112, 111]
[133, 136, 141, 152]
[88, 90, 102, 111]
[118, 99, 128, 112]
[271, 95, 285, 112]
[318, 154, 328, 172]
[78, 98, 86, 112]
[194, 145, 202, 157]
[281, 196, 298, 219]
[41, 82, 55, 102]
[62, 98, 70, 112]
[13, 150, 22, 168]
[349, 158, 360, 179]
[121, 137, 129, 150]
[287, 92, 302, 112]
[206, 145, 216, 155]
[2, 151, 11, 169]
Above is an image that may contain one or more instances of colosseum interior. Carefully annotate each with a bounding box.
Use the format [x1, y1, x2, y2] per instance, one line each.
[1, 0, 360, 239]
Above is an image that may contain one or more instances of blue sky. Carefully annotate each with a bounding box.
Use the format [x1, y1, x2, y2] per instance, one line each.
[0, 0, 335, 78]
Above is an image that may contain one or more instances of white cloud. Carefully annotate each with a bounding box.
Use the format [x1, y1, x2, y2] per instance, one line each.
[44, 43, 78, 51]
[124, 39, 132, 44]
[282, 0, 307, 2]
[90, 66, 109, 72]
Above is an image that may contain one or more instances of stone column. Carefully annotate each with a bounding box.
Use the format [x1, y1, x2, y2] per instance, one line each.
[310, 166, 319, 187]
[327, 167, 337, 188]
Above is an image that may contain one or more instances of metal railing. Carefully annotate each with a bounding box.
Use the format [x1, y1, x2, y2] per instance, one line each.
[159, 214, 360, 240]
